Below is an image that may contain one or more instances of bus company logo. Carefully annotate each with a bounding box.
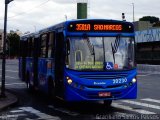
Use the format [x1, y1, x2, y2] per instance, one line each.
[94, 82, 106, 85]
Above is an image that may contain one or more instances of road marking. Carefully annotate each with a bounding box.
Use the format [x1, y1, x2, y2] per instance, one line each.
[0, 69, 18, 73]
[48, 105, 79, 116]
[0, 75, 19, 79]
[121, 100, 160, 110]
[137, 73, 154, 77]
[141, 98, 160, 104]
[19, 107, 60, 120]
[0, 114, 26, 119]
[5, 83, 26, 86]
[112, 103, 155, 114]
[11, 110, 25, 113]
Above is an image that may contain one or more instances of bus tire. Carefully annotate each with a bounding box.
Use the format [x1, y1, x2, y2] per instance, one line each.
[48, 78, 56, 100]
[104, 100, 112, 108]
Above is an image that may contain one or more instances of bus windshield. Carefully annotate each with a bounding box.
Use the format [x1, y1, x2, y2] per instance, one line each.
[66, 37, 135, 71]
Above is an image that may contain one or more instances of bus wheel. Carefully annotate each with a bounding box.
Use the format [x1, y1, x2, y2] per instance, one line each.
[48, 78, 56, 100]
[103, 100, 112, 108]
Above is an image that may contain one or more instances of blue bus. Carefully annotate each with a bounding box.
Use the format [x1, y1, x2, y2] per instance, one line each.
[19, 19, 137, 106]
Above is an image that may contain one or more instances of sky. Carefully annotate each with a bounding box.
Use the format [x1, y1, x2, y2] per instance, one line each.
[0, 0, 160, 33]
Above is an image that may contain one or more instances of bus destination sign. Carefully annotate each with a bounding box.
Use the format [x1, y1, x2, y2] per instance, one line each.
[67, 21, 134, 33]
[75, 24, 122, 31]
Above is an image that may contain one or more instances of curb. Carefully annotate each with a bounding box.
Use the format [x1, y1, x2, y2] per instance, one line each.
[0, 90, 18, 112]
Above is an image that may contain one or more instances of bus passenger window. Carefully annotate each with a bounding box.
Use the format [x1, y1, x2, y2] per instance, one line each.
[40, 34, 47, 58]
[48, 32, 55, 58]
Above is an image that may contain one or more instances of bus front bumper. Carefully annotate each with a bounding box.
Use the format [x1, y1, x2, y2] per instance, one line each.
[64, 83, 137, 101]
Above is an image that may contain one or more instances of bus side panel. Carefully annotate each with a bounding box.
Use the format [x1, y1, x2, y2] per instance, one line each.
[54, 32, 65, 97]
[38, 58, 48, 93]
[46, 58, 55, 92]
[46, 59, 55, 80]
[26, 57, 33, 84]
[32, 38, 39, 88]
[19, 57, 26, 81]
[19, 40, 27, 81]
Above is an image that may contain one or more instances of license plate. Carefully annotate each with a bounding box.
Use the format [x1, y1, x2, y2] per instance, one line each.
[98, 92, 111, 97]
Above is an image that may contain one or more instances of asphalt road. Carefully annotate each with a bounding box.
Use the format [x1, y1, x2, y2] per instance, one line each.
[0, 59, 160, 120]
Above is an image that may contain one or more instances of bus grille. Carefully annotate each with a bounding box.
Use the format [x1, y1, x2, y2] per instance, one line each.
[79, 73, 128, 80]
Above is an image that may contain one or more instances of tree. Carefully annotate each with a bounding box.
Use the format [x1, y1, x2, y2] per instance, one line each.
[7, 32, 20, 58]
[153, 21, 160, 27]
[139, 16, 159, 24]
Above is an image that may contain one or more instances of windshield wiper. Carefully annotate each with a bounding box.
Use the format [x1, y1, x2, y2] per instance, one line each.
[86, 38, 94, 54]
[111, 35, 121, 64]
[84, 37, 96, 65]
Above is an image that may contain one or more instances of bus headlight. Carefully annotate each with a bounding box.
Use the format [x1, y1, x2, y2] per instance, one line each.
[132, 78, 137, 83]
[66, 77, 72, 85]
[67, 79, 72, 84]
[66, 76, 84, 90]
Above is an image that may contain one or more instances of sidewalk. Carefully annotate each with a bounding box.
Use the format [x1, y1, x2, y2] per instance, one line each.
[0, 90, 18, 111]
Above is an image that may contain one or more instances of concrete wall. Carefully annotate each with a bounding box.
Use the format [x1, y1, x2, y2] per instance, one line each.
[137, 64, 160, 73]
[135, 28, 160, 43]
[134, 21, 152, 31]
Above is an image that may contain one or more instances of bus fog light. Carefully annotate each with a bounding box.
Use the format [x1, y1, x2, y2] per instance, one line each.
[80, 85, 84, 90]
[132, 78, 137, 83]
[124, 85, 128, 88]
[129, 82, 133, 86]
[67, 79, 72, 85]
[73, 83, 78, 88]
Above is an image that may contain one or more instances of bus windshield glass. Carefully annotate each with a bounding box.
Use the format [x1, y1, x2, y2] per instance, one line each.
[66, 37, 135, 71]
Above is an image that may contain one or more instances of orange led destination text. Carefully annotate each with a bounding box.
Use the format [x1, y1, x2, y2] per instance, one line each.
[94, 24, 122, 31]
[76, 24, 91, 31]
